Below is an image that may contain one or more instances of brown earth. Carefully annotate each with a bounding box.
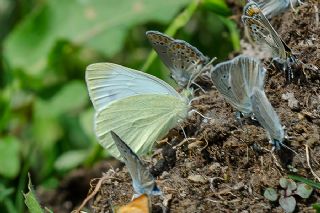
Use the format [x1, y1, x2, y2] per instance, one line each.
[41, 1, 320, 212]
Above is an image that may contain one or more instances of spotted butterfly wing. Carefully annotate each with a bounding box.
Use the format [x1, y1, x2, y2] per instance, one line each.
[242, 1, 292, 61]
[146, 31, 210, 88]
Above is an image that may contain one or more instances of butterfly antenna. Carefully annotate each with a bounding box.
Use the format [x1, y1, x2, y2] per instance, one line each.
[189, 109, 212, 120]
[192, 82, 206, 93]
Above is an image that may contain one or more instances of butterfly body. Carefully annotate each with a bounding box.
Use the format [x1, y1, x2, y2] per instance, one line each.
[146, 31, 211, 88]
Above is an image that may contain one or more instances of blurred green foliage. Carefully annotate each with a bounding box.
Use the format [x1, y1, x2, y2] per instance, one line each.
[0, 0, 239, 212]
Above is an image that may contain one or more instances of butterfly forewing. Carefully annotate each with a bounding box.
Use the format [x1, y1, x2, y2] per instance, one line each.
[251, 88, 284, 142]
[146, 31, 175, 70]
[86, 63, 182, 111]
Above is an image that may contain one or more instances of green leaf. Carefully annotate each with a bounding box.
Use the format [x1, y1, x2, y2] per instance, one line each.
[43, 81, 87, 116]
[202, 0, 231, 16]
[24, 174, 44, 213]
[54, 150, 88, 171]
[313, 203, 320, 213]
[263, 188, 278, 201]
[280, 177, 289, 189]
[0, 136, 20, 178]
[79, 108, 95, 138]
[279, 196, 296, 213]
[0, 183, 14, 202]
[295, 183, 313, 198]
[288, 174, 320, 189]
[4, 0, 189, 78]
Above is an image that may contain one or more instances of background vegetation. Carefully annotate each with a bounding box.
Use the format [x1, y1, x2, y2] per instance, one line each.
[0, 0, 240, 212]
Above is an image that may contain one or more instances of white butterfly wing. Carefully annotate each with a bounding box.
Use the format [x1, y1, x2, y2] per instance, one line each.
[86, 63, 181, 111]
[111, 131, 160, 195]
[95, 94, 189, 159]
[251, 88, 284, 142]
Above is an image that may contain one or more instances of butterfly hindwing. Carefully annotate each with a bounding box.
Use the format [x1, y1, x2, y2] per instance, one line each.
[251, 88, 284, 143]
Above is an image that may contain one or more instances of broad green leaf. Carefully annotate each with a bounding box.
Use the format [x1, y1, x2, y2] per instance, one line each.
[279, 196, 296, 213]
[80, 108, 95, 138]
[0, 183, 14, 202]
[32, 116, 63, 150]
[263, 188, 278, 201]
[295, 183, 313, 198]
[4, 0, 189, 77]
[24, 174, 44, 213]
[34, 81, 87, 117]
[0, 136, 20, 178]
[54, 150, 88, 171]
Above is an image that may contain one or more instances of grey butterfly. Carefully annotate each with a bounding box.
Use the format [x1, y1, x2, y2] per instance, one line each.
[111, 131, 161, 196]
[146, 30, 214, 88]
[256, 0, 303, 18]
[251, 88, 284, 150]
[211, 55, 266, 117]
[242, 1, 296, 81]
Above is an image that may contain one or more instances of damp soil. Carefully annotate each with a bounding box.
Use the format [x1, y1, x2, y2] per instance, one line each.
[40, 1, 320, 212]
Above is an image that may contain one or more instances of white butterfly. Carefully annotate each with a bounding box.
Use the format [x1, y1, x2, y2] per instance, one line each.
[146, 31, 214, 88]
[251, 87, 284, 150]
[86, 63, 190, 159]
[242, 1, 296, 81]
[111, 131, 161, 196]
[210, 55, 266, 117]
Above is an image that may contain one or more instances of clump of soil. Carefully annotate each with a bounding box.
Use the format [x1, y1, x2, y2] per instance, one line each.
[42, 1, 320, 212]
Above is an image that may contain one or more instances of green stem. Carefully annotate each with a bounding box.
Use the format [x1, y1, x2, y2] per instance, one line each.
[142, 0, 201, 71]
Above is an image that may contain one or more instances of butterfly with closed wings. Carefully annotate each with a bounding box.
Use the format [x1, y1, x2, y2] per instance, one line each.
[86, 62, 191, 159]
[111, 131, 161, 197]
[242, 1, 297, 81]
[146, 31, 215, 89]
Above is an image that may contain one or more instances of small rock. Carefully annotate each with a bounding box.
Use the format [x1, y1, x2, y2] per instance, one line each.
[209, 162, 221, 172]
[281, 92, 299, 109]
[187, 174, 207, 183]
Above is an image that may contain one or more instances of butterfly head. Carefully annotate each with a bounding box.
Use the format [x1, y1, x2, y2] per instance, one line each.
[244, 1, 261, 18]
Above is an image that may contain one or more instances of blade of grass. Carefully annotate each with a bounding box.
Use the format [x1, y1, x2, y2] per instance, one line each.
[142, 0, 201, 71]
[288, 174, 320, 189]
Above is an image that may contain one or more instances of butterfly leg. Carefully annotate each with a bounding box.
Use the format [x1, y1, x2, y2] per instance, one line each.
[235, 111, 243, 127]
